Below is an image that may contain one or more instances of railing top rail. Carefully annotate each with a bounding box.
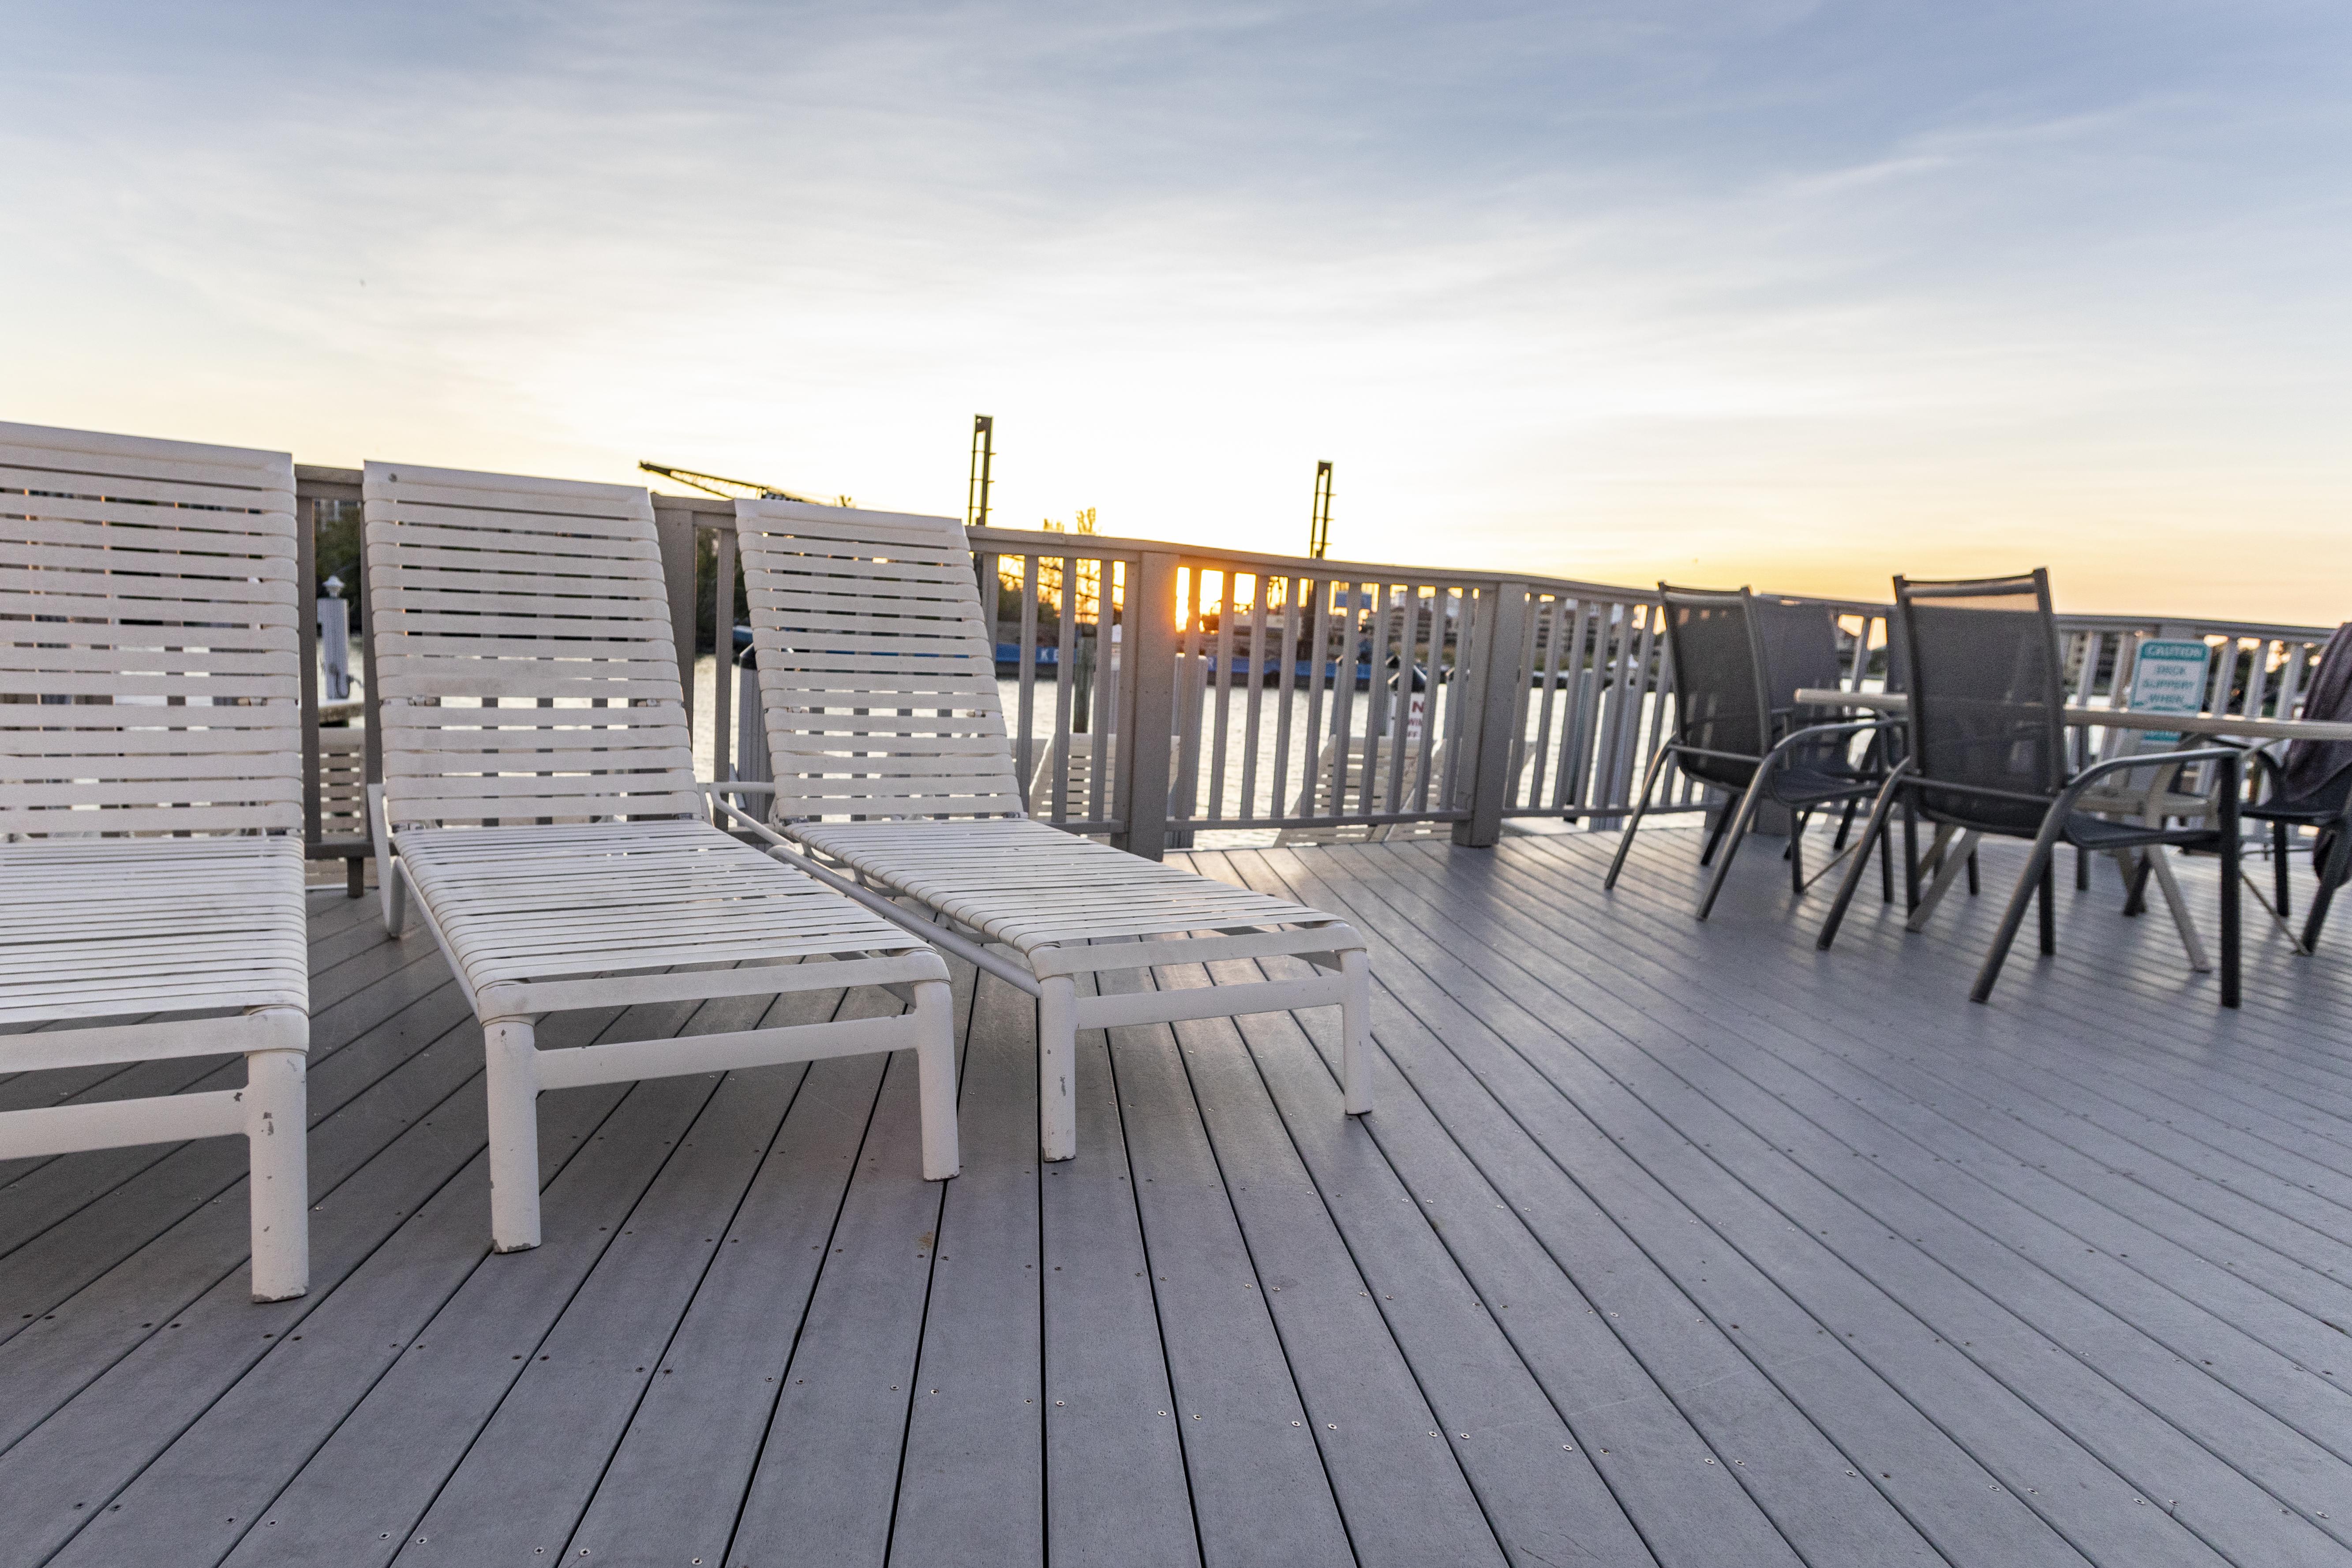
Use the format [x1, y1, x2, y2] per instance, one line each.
[291, 472, 2339, 644]
[2048, 610, 2338, 642]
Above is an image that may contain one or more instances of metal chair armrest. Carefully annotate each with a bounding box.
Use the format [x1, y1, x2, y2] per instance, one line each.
[2054, 748, 2242, 820]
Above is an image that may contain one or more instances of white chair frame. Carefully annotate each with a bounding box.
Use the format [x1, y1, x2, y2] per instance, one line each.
[0, 423, 310, 1302]
[730, 498, 1370, 1163]
[362, 463, 957, 1252]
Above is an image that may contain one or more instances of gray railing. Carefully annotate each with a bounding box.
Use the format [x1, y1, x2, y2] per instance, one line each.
[288, 471, 2340, 866]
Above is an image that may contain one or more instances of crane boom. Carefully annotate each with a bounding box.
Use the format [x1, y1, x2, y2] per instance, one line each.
[637, 462, 850, 508]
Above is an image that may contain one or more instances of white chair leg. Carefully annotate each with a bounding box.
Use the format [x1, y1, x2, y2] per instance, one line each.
[483, 1016, 542, 1252]
[368, 785, 407, 936]
[1906, 828, 1977, 932]
[1039, 976, 1078, 1164]
[2146, 849, 2213, 972]
[243, 1028, 309, 1302]
[912, 977, 961, 1181]
[1340, 948, 1373, 1116]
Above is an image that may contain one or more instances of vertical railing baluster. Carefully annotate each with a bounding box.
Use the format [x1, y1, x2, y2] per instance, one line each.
[1557, 599, 1596, 813]
[1088, 554, 1118, 827]
[1408, 585, 1441, 814]
[1503, 581, 1539, 809]
[712, 523, 736, 786]
[1523, 595, 1563, 811]
[1271, 577, 1302, 822]
[1362, 580, 1391, 816]
[296, 491, 322, 854]
[1297, 577, 1328, 823]
[1049, 554, 1076, 821]
[1327, 581, 1361, 820]
[1240, 576, 1267, 821]
[1017, 555, 1039, 811]
[1172, 567, 1202, 832]
[1434, 585, 1468, 816]
[1208, 569, 1234, 822]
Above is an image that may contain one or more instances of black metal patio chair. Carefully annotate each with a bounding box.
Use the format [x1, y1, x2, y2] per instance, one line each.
[1816, 569, 2242, 1006]
[2242, 621, 2352, 953]
[1604, 584, 1891, 919]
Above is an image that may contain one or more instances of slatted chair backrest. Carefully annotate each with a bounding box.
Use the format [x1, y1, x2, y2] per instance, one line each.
[0, 422, 300, 839]
[364, 463, 700, 829]
[734, 498, 1024, 821]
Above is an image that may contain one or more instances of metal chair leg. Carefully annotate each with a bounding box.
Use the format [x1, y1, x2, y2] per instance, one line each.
[2221, 796, 2242, 1008]
[2037, 856, 2056, 954]
[1908, 828, 1977, 933]
[1903, 803, 1921, 913]
[1789, 808, 1806, 896]
[1697, 806, 1732, 868]
[1819, 765, 1908, 950]
[1604, 744, 1675, 891]
[1970, 824, 2066, 1003]
[2274, 821, 2292, 920]
[2123, 854, 2152, 917]
[2303, 825, 2349, 953]
[1695, 771, 1771, 921]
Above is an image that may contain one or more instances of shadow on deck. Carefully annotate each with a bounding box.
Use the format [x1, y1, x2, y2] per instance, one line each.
[1, 827, 2348, 1568]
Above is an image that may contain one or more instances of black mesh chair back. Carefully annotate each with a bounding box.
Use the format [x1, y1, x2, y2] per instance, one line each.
[1753, 595, 1854, 771]
[2281, 622, 2352, 805]
[1658, 585, 1770, 793]
[1753, 595, 1844, 700]
[1894, 570, 2067, 835]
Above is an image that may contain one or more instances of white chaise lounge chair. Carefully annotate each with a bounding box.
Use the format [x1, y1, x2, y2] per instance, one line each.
[362, 463, 957, 1252]
[0, 422, 310, 1302]
[728, 499, 1371, 1162]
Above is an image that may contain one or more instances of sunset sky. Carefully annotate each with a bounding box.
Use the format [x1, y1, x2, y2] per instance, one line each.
[7, 1, 2349, 623]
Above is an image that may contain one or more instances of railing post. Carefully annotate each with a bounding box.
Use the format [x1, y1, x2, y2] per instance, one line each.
[652, 503, 700, 734]
[711, 522, 737, 784]
[1452, 582, 1528, 849]
[296, 492, 322, 852]
[1112, 550, 1181, 861]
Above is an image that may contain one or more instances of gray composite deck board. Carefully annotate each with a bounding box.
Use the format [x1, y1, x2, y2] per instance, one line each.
[727, 1000, 954, 1565]
[1228, 850, 2063, 1568]
[1250, 843, 2236, 1567]
[1038, 980, 1200, 1568]
[5, 840, 2349, 1568]
[1291, 838, 2331, 1561]
[1513, 838, 2352, 1373]
[1205, 968, 1663, 1568]
[1571, 842, 2352, 1269]
[1392, 840, 2348, 1340]
[394, 993, 803, 1563]
[1530, 841, 2352, 1464]
[1294, 832, 2350, 1565]
[1098, 963, 1359, 1568]
[890, 968, 1046, 1568]
[1156, 974, 1509, 1568]
[564, 1044, 887, 1563]
[218, 1077, 724, 1565]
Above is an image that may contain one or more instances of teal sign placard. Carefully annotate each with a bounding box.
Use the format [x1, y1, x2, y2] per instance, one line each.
[2127, 638, 2211, 743]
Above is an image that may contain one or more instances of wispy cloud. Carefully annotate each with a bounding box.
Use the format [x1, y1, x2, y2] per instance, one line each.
[4, 0, 2349, 618]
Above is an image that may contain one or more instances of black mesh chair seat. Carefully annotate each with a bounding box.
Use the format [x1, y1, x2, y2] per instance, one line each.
[2238, 621, 2352, 951]
[1776, 764, 1884, 808]
[1605, 584, 1894, 917]
[2242, 768, 2350, 827]
[2064, 812, 2214, 851]
[1817, 569, 2243, 1007]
